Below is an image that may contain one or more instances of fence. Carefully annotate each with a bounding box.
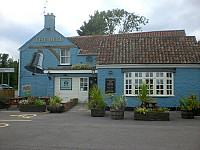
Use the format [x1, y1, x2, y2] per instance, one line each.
[0, 89, 15, 98]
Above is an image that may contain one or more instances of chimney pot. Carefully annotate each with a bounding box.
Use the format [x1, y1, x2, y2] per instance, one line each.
[44, 13, 55, 29]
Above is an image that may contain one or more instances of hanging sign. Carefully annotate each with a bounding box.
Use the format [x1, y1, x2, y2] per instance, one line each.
[22, 85, 32, 92]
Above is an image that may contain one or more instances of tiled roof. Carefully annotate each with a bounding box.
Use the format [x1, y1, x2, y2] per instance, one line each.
[67, 30, 200, 64]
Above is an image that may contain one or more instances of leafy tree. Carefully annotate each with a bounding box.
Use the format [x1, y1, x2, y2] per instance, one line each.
[0, 53, 18, 89]
[77, 9, 149, 36]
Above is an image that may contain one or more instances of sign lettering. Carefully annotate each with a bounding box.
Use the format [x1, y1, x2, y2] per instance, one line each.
[35, 36, 62, 43]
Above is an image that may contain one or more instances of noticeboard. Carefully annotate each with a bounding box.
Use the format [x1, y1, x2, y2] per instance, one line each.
[105, 78, 115, 94]
[60, 78, 72, 90]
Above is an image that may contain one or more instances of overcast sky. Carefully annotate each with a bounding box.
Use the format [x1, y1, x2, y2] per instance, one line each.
[0, 0, 200, 60]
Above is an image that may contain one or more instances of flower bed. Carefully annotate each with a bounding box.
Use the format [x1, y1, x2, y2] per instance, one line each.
[18, 94, 46, 112]
[134, 107, 170, 121]
[134, 111, 170, 121]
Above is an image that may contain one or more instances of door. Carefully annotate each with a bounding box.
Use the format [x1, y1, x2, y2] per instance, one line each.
[79, 77, 89, 103]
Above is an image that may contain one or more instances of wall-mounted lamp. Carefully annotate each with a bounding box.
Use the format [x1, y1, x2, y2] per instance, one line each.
[48, 71, 51, 80]
[108, 71, 113, 75]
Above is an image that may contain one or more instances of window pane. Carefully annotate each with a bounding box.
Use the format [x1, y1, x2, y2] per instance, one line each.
[150, 72, 153, 77]
[126, 80, 128, 84]
[129, 73, 132, 77]
[156, 72, 159, 77]
[139, 79, 142, 84]
[139, 73, 142, 77]
[126, 73, 128, 77]
[135, 73, 138, 77]
[61, 50, 65, 56]
[61, 57, 66, 63]
[129, 80, 132, 84]
[135, 79, 138, 84]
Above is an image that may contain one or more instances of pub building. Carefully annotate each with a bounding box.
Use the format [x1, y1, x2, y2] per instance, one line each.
[18, 13, 200, 107]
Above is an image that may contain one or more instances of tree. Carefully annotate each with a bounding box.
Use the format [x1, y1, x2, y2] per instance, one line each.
[0, 53, 18, 89]
[77, 9, 149, 36]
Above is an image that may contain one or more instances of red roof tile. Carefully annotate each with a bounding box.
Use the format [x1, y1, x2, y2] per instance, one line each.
[67, 30, 200, 64]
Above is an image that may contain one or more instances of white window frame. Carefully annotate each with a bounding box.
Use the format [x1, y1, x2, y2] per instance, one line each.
[60, 49, 70, 65]
[124, 72, 174, 97]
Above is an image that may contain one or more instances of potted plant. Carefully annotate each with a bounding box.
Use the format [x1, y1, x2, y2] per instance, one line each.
[18, 95, 46, 112]
[134, 82, 170, 121]
[110, 95, 127, 119]
[47, 95, 64, 113]
[88, 85, 107, 117]
[179, 94, 199, 119]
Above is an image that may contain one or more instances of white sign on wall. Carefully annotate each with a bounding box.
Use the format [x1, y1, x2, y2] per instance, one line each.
[0, 68, 15, 73]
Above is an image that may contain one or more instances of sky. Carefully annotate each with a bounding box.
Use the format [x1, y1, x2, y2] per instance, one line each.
[0, 0, 200, 61]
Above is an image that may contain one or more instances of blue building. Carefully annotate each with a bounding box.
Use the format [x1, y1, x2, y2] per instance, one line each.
[19, 13, 200, 107]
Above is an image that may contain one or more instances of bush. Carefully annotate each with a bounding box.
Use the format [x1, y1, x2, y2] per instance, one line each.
[88, 86, 107, 109]
[0, 94, 9, 109]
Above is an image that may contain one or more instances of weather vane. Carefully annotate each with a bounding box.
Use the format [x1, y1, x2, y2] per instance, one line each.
[43, 0, 48, 15]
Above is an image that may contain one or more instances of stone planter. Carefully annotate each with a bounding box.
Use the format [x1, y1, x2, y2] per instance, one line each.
[181, 110, 194, 119]
[47, 105, 65, 113]
[91, 108, 105, 117]
[110, 110, 124, 120]
[134, 111, 170, 121]
[19, 105, 46, 112]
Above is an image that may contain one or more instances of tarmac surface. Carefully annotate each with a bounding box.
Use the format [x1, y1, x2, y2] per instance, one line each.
[0, 104, 200, 150]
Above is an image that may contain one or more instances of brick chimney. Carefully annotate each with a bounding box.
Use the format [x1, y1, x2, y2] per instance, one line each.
[44, 13, 55, 29]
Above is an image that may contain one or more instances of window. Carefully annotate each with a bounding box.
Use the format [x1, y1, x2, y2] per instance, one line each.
[80, 78, 88, 91]
[60, 49, 70, 65]
[124, 72, 174, 96]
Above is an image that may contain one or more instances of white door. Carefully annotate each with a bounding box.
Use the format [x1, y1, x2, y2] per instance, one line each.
[79, 77, 89, 103]
[54, 77, 88, 103]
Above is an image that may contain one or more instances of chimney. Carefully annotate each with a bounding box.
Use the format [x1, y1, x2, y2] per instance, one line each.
[44, 13, 55, 29]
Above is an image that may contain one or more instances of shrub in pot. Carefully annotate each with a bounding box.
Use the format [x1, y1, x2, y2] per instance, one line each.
[110, 95, 127, 120]
[88, 85, 107, 117]
[179, 94, 199, 119]
[48, 95, 64, 113]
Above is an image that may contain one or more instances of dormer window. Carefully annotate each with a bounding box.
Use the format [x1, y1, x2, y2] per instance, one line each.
[60, 48, 70, 65]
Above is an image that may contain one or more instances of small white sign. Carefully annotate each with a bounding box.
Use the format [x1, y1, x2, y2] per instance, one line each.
[0, 68, 15, 73]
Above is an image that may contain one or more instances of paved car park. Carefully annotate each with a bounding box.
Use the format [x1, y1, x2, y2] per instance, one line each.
[0, 104, 200, 150]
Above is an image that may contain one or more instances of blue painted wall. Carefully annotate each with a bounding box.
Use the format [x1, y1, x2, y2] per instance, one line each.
[97, 68, 200, 107]
[19, 27, 91, 97]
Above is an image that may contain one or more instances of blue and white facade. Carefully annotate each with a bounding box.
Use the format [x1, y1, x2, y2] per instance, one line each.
[19, 13, 200, 107]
